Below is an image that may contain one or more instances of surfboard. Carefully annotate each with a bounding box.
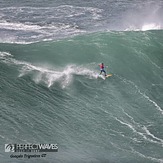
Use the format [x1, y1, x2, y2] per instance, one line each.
[105, 74, 112, 78]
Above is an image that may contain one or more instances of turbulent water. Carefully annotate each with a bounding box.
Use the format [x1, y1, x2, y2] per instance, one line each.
[0, 0, 163, 163]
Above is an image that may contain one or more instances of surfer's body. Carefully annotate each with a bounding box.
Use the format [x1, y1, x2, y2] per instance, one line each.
[99, 63, 106, 76]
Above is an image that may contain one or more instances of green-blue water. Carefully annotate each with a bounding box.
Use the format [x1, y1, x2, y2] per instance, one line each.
[0, 0, 163, 162]
[0, 30, 163, 163]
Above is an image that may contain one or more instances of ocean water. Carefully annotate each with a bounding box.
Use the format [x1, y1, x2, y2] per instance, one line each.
[0, 0, 163, 163]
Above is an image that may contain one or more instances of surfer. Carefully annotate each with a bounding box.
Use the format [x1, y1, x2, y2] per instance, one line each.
[99, 63, 106, 76]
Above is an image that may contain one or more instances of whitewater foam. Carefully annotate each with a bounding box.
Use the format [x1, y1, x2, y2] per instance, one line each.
[141, 23, 161, 31]
[125, 23, 162, 31]
[0, 5, 103, 43]
[0, 52, 98, 88]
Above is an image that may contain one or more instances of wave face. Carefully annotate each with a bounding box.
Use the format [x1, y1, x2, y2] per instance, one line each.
[0, 30, 163, 162]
